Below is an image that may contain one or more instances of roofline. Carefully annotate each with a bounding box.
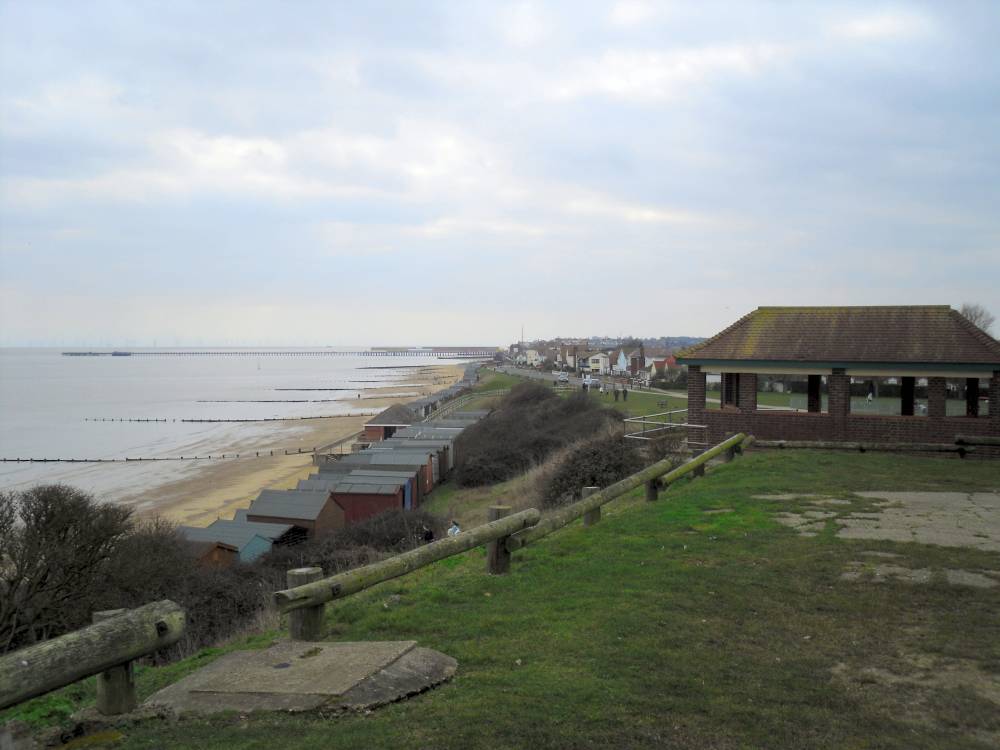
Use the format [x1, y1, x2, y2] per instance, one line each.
[676, 357, 1000, 372]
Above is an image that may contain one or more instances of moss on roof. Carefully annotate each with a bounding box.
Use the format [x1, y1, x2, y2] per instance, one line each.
[676, 306, 1000, 365]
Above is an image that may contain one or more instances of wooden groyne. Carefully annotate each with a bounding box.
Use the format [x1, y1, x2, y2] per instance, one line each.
[2, 446, 336, 463]
[83, 412, 378, 424]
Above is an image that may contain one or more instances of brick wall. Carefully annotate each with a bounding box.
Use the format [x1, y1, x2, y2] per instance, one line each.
[699, 370, 1000, 454]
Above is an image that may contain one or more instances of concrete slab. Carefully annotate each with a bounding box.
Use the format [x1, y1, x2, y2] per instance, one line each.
[145, 640, 457, 715]
[195, 640, 414, 696]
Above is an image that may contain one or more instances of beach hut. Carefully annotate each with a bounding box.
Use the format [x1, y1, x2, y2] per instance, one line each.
[339, 449, 438, 488]
[299, 472, 413, 509]
[182, 539, 240, 568]
[245, 489, 343, 537]
[363, 404, 417, 443]
[332, 482, 405, 525]
[180, 525, 267, 564]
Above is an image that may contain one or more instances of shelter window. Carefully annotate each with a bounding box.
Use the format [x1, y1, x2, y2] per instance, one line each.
[850, 377, 927, 416]
[946, 378, 989, 417]
[757, 375, 828, 413]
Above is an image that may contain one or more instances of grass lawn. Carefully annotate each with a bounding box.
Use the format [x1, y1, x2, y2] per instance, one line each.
[10, 451, 999, 749]
[579, 387, 687, 418]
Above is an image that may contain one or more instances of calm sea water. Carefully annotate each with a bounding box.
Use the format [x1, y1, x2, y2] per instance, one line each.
[0, 348, 450, 500]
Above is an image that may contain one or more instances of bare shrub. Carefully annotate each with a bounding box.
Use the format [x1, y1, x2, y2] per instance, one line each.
[536, 431, 646, 508]
[454, 383, 623, 487]
[255, 508, 443, 581]
[0, 485, 132, 652]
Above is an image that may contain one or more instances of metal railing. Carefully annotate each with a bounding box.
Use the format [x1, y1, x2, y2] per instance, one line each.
[623, 408, 709, 450]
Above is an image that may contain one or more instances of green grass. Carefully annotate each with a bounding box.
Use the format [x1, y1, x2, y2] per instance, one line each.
[471, 369, 522, 393]
[580, 387, 687, 418]
[12, 450, 999, 749]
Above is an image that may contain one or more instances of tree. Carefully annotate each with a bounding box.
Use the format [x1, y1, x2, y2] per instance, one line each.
[960, 303, 995, 334]
[0, 485, 132, 652]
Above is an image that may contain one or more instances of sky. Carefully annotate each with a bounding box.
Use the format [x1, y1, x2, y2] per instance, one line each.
[1, 1, 998, 346]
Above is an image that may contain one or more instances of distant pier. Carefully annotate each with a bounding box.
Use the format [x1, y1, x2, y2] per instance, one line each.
[62, 348, 496, 358]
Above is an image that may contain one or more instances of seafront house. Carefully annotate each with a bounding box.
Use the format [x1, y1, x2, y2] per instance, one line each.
[612, 348, 629, 375]
[676, 306, 1000, 448]
[587, 352, 611, 376]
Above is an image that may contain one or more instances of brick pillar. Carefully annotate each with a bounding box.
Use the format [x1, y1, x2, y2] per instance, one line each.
[966, 378, 980, 418]
[927, 377, 946, 420]
[990, 371, 1000, 431]
[807, 375, 821, 413]
[739, 373, 757, 413]
[828, 368, 849, 440]
[688, 366, 706, 424]
[901, 376, 915, 416]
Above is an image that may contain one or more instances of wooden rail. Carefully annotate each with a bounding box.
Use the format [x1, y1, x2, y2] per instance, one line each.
[505, 433, 749, 552]
[0, 601, 185, 712]
[273, 509, 541, 616]
[273, 434, 752, 641]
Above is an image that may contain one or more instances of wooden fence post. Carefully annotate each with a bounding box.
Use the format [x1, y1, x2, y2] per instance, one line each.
[693, 463, 705, 478]
[645, 478, 659, 502]
[92, 609, 137, 715]
[486, 506, 512, 574]
[287, 567, 325, 640]
[582, 487, 601, 526]
[720, 447, 735, 463]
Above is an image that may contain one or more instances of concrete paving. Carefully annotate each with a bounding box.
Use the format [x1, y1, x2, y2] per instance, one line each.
[145, 640, 456, 715]
[759, 491, 1000, 588]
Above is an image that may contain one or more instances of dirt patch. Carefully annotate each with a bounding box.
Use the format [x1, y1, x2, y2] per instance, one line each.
[762, 491, 1000, 551]
[831, 652, 1000, 741]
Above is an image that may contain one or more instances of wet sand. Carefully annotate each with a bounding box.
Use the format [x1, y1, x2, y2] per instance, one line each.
[132, 364, 465, 527]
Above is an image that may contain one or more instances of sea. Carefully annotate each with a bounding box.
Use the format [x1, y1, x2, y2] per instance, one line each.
[0, 348, 456, 502]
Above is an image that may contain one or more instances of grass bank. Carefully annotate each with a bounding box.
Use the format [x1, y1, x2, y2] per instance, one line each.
[11, 450, 999, 749]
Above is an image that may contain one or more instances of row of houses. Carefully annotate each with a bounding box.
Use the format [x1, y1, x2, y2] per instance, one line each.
[180, 362, 486, 566]
[514, 342, 678, 382]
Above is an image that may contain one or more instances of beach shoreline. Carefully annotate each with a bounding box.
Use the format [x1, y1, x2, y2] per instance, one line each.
[128, 363, 466, 527]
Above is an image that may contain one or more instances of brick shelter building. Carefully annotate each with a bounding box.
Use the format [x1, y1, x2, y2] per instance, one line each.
[676, 306, 999, 447]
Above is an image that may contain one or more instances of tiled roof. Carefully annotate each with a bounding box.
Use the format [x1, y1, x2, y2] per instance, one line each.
[676, 306, 1000, 365]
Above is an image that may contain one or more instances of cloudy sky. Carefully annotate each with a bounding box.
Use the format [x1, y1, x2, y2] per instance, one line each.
[1, 1, 998, 346]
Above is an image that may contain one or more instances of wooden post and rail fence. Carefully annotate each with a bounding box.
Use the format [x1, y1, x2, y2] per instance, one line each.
[0, 432, 751, 714]
[0, 601, 185, 714]
[273, 433, 752, 629]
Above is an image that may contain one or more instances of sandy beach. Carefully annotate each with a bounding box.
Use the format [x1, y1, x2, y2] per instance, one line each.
[131, 364, 466, 527]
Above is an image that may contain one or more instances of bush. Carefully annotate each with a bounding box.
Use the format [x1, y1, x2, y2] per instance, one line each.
[0, 485, 132, 651]
[256, 508, 443, 581]
[453, 383, 623, 487]
[537, 433, 646, 507]
[0, 485, 444, 662]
